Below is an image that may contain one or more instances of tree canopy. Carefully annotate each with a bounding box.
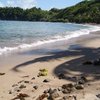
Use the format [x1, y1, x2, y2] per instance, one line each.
[0, 0, 100, 23]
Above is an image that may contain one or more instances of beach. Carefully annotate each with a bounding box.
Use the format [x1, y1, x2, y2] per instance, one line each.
[0, 0, 100, 99]
[0, 30, 100, 100]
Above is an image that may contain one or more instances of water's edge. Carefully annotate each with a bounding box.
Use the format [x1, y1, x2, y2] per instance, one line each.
[0, 23, 100, 55]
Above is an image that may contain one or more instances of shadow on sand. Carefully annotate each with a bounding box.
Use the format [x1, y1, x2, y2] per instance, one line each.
[12, 45, 100, 82]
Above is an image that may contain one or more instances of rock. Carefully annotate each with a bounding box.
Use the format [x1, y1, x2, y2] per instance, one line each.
[9, 90, 13, 94]
[17, 89, 20, 92]
[62, 83, 74, 93]
[83, 61, 93, 65]
[62, 83, 74, 89]
[96, 94, 100, 98]
[58, 73, 65, 79]
[36, 93, 48, 100]
[24, 81, 29, 83]
[63, 96, 77, 100]
[81, 76, 87, 82]
[31, 77, 35, 80]
[14, 87, 20, 92]
[18, 80, 24, 84]
[18, 93, 29, 97]
[44, 89, 49, 93]
[0, 73, 5, 76]
[43, 79, 51, 83]
[12, 84, 18, 87]
[37, 75, 40, 77]
[75, 84, 84, 90]
[93, 58, 100, 66]
[33, 85, 38, 90]
[48, 88, 54, 94]
[78, 80, 85, 85]
[49, 89, 60, 100]
[63, 96, 68, 100]
[21, 75, 29, 78]
[77, 76, 87, 84]
[11, 93, 29, 100]
[58, 87, 62, 91]
[19, 84, 26, 89]
[62, 89, 69, 94]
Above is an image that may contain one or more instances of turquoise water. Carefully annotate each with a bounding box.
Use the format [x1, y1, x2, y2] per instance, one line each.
[0, 21, 100, 55]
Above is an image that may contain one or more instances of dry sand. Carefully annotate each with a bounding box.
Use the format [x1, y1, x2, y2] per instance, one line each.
[0, 32, 100, 100]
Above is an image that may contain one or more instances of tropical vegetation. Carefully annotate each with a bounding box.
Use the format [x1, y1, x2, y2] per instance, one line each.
[0, 0, 100, 23]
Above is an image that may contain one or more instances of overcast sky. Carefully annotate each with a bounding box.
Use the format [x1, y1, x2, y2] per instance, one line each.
[0, 0, 83, 10]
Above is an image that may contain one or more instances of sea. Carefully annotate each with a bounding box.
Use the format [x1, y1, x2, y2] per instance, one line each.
[0, 20, 100, 55]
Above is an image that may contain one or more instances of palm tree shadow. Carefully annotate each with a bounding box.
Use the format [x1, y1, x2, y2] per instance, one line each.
[54, 47, 100, 82]
[11, 45, 100, 82]
[12, 45, 82, 72]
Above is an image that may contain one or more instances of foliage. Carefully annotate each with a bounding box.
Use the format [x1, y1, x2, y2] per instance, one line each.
[38, 69, 48, 77]
[0, 0, 100, 23]
[54, 0, 100, 23]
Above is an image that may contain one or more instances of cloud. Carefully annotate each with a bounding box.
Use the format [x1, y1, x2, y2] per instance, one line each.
[0, 0, 36, 9]
[0, 2, 4, 7]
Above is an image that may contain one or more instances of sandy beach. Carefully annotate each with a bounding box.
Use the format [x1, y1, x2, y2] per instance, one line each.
[0, 31, 100, 100]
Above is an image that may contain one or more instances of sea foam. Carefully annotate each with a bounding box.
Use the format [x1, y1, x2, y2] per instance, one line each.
[0, 24, 100, 55]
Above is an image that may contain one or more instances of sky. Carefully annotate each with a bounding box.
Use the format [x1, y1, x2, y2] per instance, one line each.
[0, 0, 83, 10]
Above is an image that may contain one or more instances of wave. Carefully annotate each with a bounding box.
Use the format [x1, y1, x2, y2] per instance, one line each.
[0, 24, 100, 55]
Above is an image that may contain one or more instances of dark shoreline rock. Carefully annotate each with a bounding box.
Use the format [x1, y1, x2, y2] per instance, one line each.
[93, 58, 100, 66]
[62, 83, 74, 93]
[11, 93, 29, 100]
[0, 73, 5, 76]
[48, 89, 60, 100]
[31, 77, 35, 80]
[77, 76, 87, 85]
[83, 58, 100, 66]
[83, 61, 93, 65]
[19, 84, 26, 89]
[24, 81, 30, 83]
[36, 93, 48, 100]
[75, 84, 84, 90]
[58, 73, 65, 79]
[43, 79, 51, 83]
[33, 85, 38, 90]
[12, 84, 18, 87]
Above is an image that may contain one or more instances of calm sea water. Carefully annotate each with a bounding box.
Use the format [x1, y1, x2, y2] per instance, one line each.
[0, 21, 100, 55]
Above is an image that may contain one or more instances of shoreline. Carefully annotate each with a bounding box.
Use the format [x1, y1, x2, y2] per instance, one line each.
[0, 20, 100, 25]
[0, 31, 100, 99]
[0, 24, 100, 56]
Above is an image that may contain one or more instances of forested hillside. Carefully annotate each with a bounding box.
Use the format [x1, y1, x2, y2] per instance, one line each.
[0, 0, 100, 23]
[53, 0, 100, 23]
